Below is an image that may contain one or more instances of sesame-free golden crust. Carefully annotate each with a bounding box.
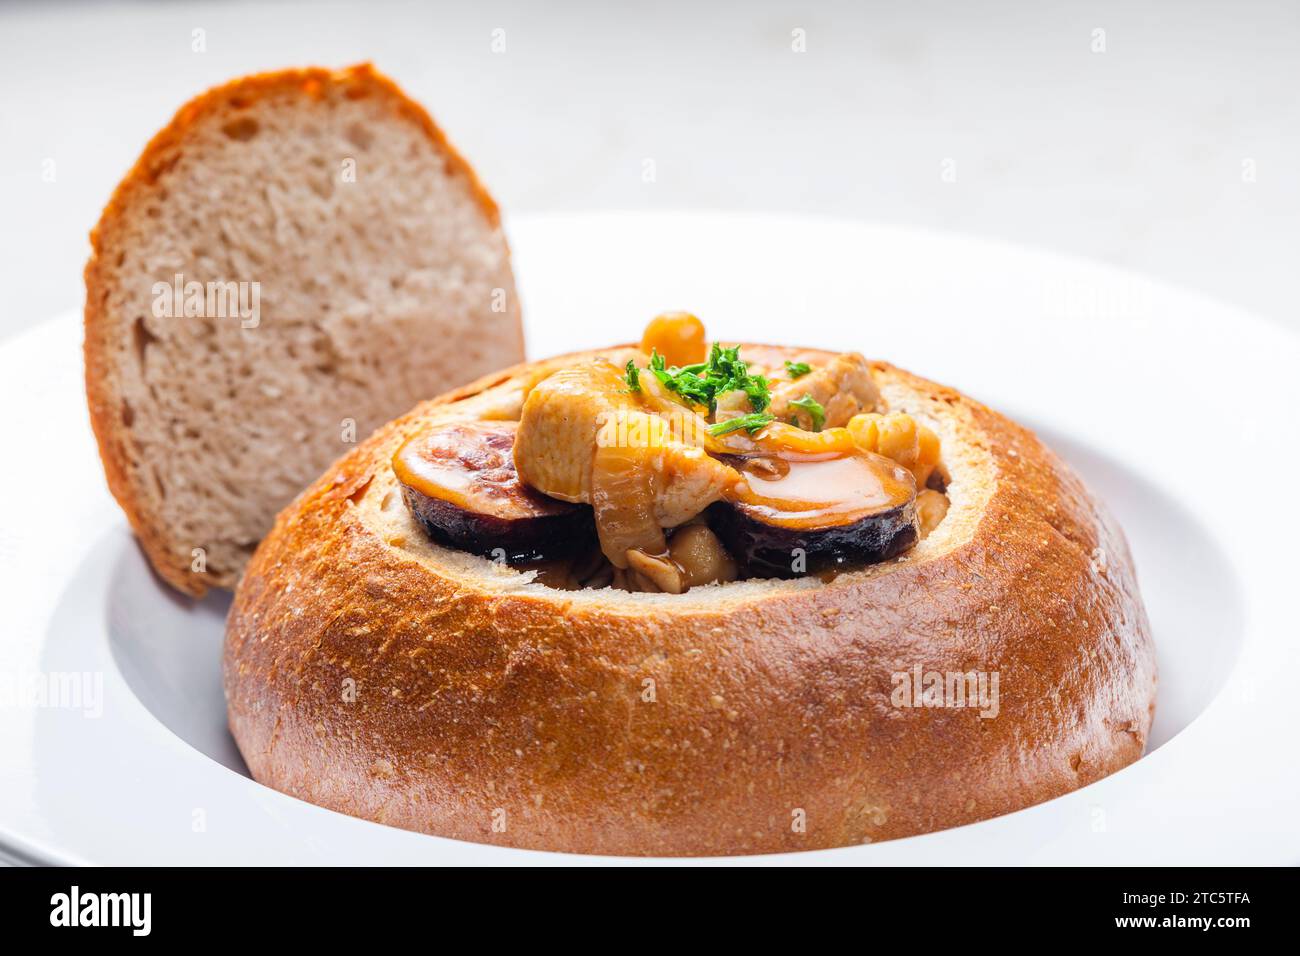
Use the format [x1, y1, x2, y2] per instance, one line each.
[223, 347, 1157, 856]
[84, 64, 510, 597]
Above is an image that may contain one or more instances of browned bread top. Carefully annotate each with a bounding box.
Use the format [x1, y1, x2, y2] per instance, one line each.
[223, 345, 1156, 856]
[86, 64, 523, 595]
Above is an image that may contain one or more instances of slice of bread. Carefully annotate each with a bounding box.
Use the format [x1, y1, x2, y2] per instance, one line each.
[85, 64, 524, 596]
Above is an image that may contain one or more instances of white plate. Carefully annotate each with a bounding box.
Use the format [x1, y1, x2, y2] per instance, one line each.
[2, 212, 1297, 865]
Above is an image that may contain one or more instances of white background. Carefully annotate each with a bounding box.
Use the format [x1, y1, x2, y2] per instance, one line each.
[1, 0, 1297, 341]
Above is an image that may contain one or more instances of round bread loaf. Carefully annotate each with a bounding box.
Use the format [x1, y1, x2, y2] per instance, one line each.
[85, 64, 523, 595]
[223, 344, 1157, 856]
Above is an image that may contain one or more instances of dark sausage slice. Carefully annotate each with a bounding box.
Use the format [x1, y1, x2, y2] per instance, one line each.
[393, 420, 595, 562]
[707, 452, 919, 577]
[707, 499, 918, 576]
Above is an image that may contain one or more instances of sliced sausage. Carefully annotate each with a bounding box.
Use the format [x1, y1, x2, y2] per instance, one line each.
[707, 451, 918, 576]
[708, 498, 917, 576]
[394, 419, 595, 562]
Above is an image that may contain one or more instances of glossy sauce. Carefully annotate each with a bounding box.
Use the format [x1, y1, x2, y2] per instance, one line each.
[728, 449, 915, 528]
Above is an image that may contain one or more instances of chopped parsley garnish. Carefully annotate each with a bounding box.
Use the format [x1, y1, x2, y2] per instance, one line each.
[625, 359, 641, 391]
[784, 360, 812, 379]
[644, 344, 771, 416]
[789, 394, 826, 432]
[708, 412, 775, 437]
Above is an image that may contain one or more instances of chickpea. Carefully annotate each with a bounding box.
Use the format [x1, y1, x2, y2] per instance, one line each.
[668, 524, 738, 586]
[641, 312, 708, 367]
[916, 489, 950, 539]
[877, 415, 920, 467]
[914, 423, 943, 488]
[848, 411, 943, 488]
[847, 411, 878, 452]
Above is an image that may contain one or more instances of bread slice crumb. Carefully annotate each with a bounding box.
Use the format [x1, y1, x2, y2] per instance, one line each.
[84, 64, 523, 595]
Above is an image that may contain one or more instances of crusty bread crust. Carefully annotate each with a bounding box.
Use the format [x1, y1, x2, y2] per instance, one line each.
[85, 64, 519, 597]
[224, 346, 1157, 856]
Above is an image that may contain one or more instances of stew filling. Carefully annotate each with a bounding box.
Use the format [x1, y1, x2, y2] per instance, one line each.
[393, 313, 951, 592]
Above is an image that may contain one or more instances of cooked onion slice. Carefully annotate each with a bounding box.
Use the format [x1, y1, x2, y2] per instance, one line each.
[591, 442, 666, 568]
[516, 361, 738, 566]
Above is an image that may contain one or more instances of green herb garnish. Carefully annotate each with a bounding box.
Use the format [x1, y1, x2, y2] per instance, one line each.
[788, 394, 826, 432]
[625, 359, 641, 391]
[784, 360, 812, 379]
[644, 343, 771, 416]
[708, 412, 775, 437]
[743, 373, 772, 414]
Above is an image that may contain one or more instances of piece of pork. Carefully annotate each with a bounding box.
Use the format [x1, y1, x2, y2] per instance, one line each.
[767, 351, 881, 430]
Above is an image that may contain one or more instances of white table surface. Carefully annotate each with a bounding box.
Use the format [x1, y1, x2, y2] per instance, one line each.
[1, 0, 1297, 344]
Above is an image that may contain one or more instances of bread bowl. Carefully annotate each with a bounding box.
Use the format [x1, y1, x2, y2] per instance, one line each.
[224, 313, 1157, 856]
[85, 64, 522, 596]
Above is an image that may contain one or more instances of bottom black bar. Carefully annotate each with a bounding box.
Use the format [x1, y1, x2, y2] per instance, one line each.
[0, 866, 1287, 940]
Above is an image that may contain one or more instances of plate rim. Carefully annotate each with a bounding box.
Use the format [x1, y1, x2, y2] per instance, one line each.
[3, 210, 1297, 865]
